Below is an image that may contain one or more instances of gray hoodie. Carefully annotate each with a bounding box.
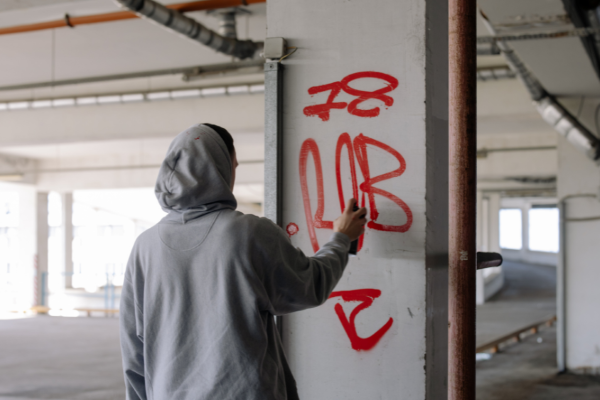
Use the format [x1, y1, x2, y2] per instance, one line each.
[120, 124, 351, 400]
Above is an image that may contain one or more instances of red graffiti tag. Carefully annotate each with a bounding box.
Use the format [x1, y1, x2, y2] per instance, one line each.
[286, 222, 299, 238]
[329, 289, 394, 351]
[303, 72, 399, 121]
[300, 133, 413, 252]
[300, 139, 334, 252]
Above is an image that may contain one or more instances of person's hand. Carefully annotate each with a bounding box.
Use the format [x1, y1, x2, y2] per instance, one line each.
[333, 198, 367, 241]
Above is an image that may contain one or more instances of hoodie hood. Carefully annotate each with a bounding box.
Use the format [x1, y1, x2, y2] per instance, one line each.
[155, 124, 237, 223]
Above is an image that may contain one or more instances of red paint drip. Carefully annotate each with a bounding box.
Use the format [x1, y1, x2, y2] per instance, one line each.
[286, 222, 299, 238]
[303, 71, 399, 121]
[329, 289, 394, 351]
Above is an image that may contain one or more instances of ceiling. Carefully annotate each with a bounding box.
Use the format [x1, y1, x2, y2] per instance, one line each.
[0, 0, 267, 87]
[0, 0, 87, 13]
[478, 0, 600, 96]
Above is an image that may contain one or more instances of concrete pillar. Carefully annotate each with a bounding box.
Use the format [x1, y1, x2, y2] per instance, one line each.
[521, 202, 530, 256]
[35, 192, 49, 307]
[482, 197, 489, 252]
[269, 0, 449, 397]
[557, 135, 600, 374]
[62, 192, 73, 289]
[476, 191, 485, 305]
[488, 193, 501, 253]
[476, 191, 483, 251]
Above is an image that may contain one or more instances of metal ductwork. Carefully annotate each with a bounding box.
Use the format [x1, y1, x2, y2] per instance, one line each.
[480, 10, 600, 162]
[115, 0, 263, 60]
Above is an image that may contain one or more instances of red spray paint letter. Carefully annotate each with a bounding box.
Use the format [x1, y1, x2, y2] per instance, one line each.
[353, 134, 413, 232]
[303, 82, 347, 122]
[329, 289, 394, 351]
[303, 72, 399, 121]
[299, 139, 334, 253]
[335, 132, 365, 252]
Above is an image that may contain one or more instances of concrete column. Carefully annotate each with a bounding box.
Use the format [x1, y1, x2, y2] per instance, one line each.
[62, 193, 73, 289]
[557, 135, 600, 374]
[521, 203, 530, 256]
[488, 193, 501, 253]
[269, 0, 449, 396]
[476, 191, 485, 305]
[35, 192, 49, 307]
[482, 197, 489, 252]
[476, 191, 483, 251]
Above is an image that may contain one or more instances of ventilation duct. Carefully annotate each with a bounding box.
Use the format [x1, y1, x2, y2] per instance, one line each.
[480, 10, 600, 162]
[115, 0, 263, 60]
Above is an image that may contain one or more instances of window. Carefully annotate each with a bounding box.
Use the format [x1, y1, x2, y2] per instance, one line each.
[500, 208, 522, 250]
[528, 206, 559, 253]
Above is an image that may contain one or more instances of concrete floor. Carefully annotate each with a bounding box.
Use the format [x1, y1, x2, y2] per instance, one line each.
[0, 316, 124, 400]
[476, 260, 600, 399]
[476, 260, 556, 347]
[477, 324, 600, 400]
[0, 260, 596, 399]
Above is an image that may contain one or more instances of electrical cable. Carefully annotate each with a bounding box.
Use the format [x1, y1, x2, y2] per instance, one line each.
[279, 47, 297, 62]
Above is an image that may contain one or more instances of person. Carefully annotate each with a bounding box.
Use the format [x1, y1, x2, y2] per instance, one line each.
[120, 123, 367, 400]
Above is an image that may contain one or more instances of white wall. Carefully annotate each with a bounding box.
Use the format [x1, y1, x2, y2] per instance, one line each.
[268, 0, 448, 398]
[557, 135, 600, 374]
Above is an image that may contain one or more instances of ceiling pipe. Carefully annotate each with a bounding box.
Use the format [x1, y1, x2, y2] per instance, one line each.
[115, 0, 263, 60]
[480, 9, 600, 163]
[0, 0, 265, 36]
[0, 59, 264, 91]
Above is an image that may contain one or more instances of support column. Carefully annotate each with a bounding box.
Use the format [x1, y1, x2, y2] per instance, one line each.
[476, 191, 485, 305]
[35, 192, 49, 307]
[488, 193, 501, 253]
[62, 192, 73, 289]
[482, 197, 489, 252]
[521, 202, 530, 257]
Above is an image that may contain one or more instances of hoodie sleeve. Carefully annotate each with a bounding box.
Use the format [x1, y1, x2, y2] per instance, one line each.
[120, 251, 147, 400]
[252, 218, 351, 315]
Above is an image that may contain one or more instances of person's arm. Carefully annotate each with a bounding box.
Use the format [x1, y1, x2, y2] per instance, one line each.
[120, 254, 147, 400]
[254, 199, 366, 315]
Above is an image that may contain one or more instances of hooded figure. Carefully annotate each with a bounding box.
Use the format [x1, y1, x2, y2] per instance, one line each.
[120, 124, 360, 400]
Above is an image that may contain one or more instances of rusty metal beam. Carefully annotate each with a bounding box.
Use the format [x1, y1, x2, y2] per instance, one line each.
[448, 0, 477, 398]
[0, 0, 265, 36]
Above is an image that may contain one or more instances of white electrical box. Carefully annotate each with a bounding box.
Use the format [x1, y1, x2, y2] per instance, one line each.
[264, 37, 287, 59]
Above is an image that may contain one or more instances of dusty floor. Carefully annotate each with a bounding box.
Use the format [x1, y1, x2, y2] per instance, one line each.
[476, 260, 556, 347]
[0, 261, 597, 399]
[476, 260, 600, 399]
[0, 316, 124, 400]
[476, 325, 600, 399]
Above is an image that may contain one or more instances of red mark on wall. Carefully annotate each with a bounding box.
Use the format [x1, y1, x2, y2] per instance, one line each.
[300, 139, 334, 252]
[286, 222, 299, 238]
[300, 133, 413, 252]
[303, 72, 399, 121]
[329, 289, 394, 351]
